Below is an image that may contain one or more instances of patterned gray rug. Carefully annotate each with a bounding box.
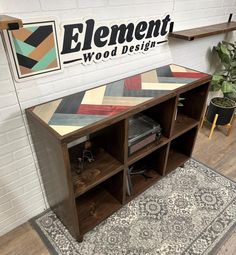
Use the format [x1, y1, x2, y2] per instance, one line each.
[32, 159, 236, 255]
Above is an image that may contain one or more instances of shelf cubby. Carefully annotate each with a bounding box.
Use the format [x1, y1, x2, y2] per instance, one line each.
[171, 83, 209, 137]
[166, 127, 198, 174]
[76, 171, 124, 235]
[165, 149, 189, 175]
[143, 97, 177, 138]
[128, 135, 168, 165]
[69, 119, 126, 197]
[177, 83, 209, 121]
[126, 145, 168, 202]
[91, 119, 127, 163]
[172, 113, 198, 138]
[71, 148, 123, 197]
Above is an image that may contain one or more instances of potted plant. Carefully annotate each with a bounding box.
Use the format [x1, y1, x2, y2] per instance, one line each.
[207, 41, 236, 125]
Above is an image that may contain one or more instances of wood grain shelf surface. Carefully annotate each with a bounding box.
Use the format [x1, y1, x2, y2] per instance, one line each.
[126, 168, 162, 203]
[0, 15, 23, 30]
[127, 136, 169, 165]
[169, 21, 236, 41]
[72, 149, 123, 197]
[77, 187, 121, 235]
[172, 113, 198, 138]
[165, 149, 189, 175]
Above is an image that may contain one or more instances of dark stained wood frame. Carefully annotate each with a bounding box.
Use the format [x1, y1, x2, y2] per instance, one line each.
[169, 21, 236, 41]
[26, 66, 211, 241]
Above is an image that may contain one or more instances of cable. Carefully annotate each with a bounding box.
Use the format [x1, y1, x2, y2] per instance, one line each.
[171, 0, 176, 15]
[0, 31, 48, 209]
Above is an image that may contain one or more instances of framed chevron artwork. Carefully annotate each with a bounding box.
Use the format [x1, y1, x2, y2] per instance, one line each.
[5, 20, 61, 81]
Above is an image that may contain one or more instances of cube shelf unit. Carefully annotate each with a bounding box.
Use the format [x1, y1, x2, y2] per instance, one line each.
[26, 64, 211, 241]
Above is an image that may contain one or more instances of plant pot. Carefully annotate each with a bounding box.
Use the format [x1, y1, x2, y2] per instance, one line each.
[225, 92, 236, 102]
[207, 91, 223, 105]
[206, 97, 236, 125]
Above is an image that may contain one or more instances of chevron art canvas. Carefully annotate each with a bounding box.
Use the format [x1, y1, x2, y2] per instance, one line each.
[31, 64, 208, 136]
[6, 21, 61, 81]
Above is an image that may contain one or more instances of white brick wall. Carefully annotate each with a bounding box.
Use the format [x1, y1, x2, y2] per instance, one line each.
[0, 0, 236, 236]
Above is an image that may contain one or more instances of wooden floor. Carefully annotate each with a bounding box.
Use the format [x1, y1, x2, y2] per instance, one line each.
[0, 123, 235, 255]
[194, 123, 236, 182]
[194, 122, 236, 255]
[0, 222, 50, 255]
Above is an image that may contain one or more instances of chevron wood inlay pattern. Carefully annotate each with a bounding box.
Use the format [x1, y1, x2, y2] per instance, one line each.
[9, 22, 60, 78]
[32, 64, 208, 136]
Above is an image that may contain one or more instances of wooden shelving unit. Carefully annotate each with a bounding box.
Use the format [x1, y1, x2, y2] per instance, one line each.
[169, 21, 236, 41]
[26, 64, 211, 241]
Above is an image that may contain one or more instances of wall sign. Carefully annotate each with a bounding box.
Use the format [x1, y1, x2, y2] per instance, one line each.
[61, 15, 174, 65]
[4, 15, 173, 81]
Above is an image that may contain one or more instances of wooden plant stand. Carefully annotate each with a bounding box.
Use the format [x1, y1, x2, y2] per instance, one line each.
[26, 64, 211, 241]
[200, 107, 235, 139]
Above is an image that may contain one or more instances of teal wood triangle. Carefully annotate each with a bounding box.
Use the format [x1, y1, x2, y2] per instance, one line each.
[32, 47, 57, 72]
[13, 38, 35, 56]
